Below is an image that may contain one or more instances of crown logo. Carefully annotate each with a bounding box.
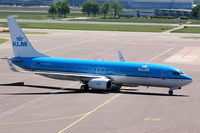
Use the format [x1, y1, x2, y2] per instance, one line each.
[16, 36, 23, 41]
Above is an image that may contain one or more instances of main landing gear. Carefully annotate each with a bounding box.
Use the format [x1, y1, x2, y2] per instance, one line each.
[80, 84, 89, 92]
[168, 90, 173, 96]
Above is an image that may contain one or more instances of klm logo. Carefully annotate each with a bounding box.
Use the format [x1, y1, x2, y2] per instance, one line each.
[13, 36, 27, 47]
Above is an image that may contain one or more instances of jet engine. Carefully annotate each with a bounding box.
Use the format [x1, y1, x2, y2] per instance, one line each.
[88, 78, 111, 90]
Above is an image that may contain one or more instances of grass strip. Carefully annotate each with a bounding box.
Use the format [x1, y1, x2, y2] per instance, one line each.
[0, 12, 50, 20]
[71, 17, 189, 24]
[0, 31, 48, 34]
[172, 27, 200, 34]
[0, 38, 8, 45]
[0, 22, 175, 32]
[181, 36, 200, 39]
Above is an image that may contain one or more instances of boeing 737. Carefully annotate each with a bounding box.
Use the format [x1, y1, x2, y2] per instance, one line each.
[1, 17, 192, 95]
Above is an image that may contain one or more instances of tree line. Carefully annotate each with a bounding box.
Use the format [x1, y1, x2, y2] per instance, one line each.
[48, 0, 122, 18]
[48, 0, 70, 17]
[82, 0, 122, 18]
[49, 0, 200, 19]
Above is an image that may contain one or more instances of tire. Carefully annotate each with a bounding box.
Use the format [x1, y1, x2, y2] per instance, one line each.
[168, 90, 173, 96]
[80, 85, 89, 92]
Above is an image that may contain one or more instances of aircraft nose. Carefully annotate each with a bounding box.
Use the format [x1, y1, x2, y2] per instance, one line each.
[183, 74, 193, 85]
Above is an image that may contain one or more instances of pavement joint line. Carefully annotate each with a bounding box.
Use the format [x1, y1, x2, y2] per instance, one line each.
[147, 47, 176, 63]
[42, 35, 115, 53]
[0, 113, 86, 125]
[57, 94, 120, 133]
[0, 95, 48, 119]
[0, 83, 77, 119]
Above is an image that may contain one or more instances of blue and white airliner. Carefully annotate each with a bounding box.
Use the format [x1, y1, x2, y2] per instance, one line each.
[1, 17, 192, 95]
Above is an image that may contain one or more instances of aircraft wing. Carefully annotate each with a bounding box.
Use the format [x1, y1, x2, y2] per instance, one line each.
[118, 50, 125, 62]
[32, 70, 106, 81]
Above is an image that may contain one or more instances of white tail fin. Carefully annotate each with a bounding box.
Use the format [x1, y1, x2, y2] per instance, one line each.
[7, 17, 47, 57]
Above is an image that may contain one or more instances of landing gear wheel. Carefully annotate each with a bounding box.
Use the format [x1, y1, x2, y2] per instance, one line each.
[80, 85, 89, 92]
[168, 90, 173, 96]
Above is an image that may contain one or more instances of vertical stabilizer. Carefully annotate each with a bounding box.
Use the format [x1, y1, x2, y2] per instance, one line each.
[7, 17, 48, 57]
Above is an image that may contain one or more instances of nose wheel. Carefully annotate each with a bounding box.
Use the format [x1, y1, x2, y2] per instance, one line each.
[168, 90, 173, 96]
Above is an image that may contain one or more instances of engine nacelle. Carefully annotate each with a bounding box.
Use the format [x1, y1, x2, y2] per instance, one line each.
[88, 78, 111, 90]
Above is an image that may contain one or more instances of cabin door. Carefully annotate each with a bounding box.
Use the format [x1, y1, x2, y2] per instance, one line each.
[161, 70, 167, 80]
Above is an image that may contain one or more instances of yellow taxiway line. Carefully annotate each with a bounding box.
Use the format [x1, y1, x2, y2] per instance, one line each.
[57, 94, 120, 133]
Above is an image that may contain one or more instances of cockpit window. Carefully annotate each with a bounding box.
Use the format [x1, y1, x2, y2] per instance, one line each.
[173, 72, 184, 75]
[179, 72, 184, 75]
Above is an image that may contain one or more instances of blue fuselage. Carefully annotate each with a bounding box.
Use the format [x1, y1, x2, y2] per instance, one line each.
[12, 57, 192, 85]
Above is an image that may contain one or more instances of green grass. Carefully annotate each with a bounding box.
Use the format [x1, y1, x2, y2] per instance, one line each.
[25, 32, 48, 34]
[172, 27, 200, 34]
[0, 31, 48, 34]
[190, 20, 200, 24]
[0, 6, 48, 12]
[70, 17, 189, 24]
[0, 22, 175, 32]
[0, 12, 87, 20]
[181, 36, 200, 39]
[0, 38, 8, 45]
[0, 12, 51, 20]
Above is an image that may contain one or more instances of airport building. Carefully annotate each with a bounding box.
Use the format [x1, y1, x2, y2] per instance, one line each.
[0, 0, 52, 6]
[0, 0, 193, 10]
[68, 0, 193, 10]
[69, 0, 193, 17]
[0, 0, 193, 17]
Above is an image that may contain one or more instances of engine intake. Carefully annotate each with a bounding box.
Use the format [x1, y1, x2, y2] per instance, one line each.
[88, 78, 111, 90]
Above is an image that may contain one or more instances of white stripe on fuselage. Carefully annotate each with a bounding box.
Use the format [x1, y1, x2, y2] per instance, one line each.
[108, 75, 187, 88]
[38, 72, 189, 88]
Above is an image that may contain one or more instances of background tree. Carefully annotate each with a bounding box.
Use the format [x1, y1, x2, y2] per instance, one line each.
[111, 0, 122, 18]
[61, 0, 70, 17]
[55, 0, 62, 17]
[82, 0, 93, 17]
[91, 2, 100, 17]
[192, 4, 200, 18]
[48, 0, 70, 17]
[82, 0, 99, 17]
[48, 3, 57, 18]
[101, 1, 110, 18]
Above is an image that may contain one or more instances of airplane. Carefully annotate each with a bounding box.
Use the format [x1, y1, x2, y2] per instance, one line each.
[0, 17, 192, 96]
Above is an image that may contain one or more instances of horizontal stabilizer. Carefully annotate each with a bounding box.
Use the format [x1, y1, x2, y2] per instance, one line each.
[0, 56, 19, 72]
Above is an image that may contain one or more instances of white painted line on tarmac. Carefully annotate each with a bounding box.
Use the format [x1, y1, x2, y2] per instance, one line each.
[147, 47, 176, 63]
[0, 95, 48, 119]
[0, 82, 77, 119]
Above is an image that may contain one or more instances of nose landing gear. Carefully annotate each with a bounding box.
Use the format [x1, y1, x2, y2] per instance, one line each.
[168, 87, 181, 96]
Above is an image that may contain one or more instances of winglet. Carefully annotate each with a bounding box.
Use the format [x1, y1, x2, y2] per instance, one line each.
[118, 50, 125, 62]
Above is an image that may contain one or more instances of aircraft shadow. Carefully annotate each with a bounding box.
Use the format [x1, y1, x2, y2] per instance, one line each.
[0, 82, 189, 97]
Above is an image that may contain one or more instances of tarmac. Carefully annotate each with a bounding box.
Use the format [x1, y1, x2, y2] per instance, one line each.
[0, 29, 200, 133]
